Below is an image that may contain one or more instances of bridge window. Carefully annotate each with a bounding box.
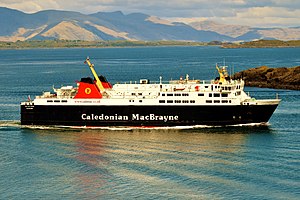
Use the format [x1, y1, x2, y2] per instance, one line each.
[221, 93, 228, 97]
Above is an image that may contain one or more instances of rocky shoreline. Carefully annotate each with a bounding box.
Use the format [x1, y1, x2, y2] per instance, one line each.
[233, 66, 300, 90]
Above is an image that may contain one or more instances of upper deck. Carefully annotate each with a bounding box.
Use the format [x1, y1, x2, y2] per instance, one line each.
[34, 76, 245, 100]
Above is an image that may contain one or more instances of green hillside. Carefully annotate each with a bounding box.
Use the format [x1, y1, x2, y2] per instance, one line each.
[0, 40, 207, 49]
[222, 40, 300, 48]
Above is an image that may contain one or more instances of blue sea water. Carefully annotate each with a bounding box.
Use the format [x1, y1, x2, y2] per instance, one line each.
[0, 46, 299, 199]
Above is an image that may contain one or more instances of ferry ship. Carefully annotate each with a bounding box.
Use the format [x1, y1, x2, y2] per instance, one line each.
[21, 58, 280, 127]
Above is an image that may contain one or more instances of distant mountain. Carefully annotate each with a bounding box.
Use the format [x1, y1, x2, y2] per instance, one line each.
[0, 7, 231, 42]
[189, 20, 300, 41]
[189, 20, 251, 38]
[1, 7, 299, 42]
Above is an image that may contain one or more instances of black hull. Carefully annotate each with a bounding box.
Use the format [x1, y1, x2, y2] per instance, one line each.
[21, 104, 279, 127]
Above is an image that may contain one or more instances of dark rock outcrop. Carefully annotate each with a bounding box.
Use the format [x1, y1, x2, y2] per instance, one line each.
[233, 66, 300, 90]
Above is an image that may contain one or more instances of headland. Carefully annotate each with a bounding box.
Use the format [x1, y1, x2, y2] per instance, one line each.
[233, 66, 300, 90]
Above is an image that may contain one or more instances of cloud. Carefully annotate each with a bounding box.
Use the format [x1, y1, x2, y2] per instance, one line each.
[225, 6, 300, 27]
[0, 0, 299, 27]
[237, 6, 299, 18]
[0, 0, 60, 13]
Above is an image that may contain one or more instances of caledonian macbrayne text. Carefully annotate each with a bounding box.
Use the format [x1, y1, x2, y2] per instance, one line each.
[81, 113, 179, 122]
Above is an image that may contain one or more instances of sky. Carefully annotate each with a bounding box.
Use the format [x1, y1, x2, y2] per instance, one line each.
[0, 0, 299, 27]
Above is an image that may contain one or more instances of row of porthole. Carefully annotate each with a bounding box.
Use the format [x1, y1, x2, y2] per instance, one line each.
[161, 93, 189, 97]
[206, 100, 232, 103]
[47, 100, 68, 103]
[159, 100, 195, 103]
